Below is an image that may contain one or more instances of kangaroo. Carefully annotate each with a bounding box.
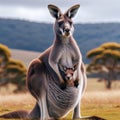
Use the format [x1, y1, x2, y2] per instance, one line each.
[0, 4, 105, 120]
[27, 4, 85, 120]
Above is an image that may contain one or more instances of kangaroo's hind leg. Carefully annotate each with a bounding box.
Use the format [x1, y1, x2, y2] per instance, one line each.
[26, 58, 51, 120]
[73, 102, 81, 119]
[37, 92, 50, 120]
[27, 102, 40, 119]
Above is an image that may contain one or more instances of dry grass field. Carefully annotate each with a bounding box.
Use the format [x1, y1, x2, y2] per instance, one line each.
[0, 49, 119, 120]
[0, 79, 120, 120]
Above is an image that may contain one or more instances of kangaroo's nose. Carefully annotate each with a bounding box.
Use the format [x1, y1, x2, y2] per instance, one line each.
[66, 76, 70, 80]
[66, 75, 72, 80]
[64, 28, 70, 33]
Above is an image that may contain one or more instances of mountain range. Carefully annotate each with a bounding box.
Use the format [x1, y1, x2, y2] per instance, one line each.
[0, 18, 120, 63]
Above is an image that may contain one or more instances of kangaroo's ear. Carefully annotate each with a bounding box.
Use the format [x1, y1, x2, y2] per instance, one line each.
[48, 4, 62, 19]
[59, 64, 66, 72]
[65, 4, 80, 19]
[73, 62, 79, 71]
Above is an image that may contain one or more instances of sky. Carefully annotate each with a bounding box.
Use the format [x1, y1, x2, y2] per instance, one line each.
[0, 0, 120, 23]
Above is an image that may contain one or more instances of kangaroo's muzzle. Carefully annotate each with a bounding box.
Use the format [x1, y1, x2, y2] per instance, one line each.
[64, 28, 71, 36]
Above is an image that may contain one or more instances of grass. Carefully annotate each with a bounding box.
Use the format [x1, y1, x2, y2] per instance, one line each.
[0, 79, 120, 120]
[81, 90, 120, 120]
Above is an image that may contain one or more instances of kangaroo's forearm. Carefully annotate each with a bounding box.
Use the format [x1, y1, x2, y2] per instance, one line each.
[49, 60, 64, 84]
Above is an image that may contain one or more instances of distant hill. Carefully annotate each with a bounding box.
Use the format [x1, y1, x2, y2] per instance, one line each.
[0, 18, 120, 63]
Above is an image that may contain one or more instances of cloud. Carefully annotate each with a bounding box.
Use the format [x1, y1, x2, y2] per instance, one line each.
[78, 0, 120, 23]
[0, 5, 55, 23]
[0, 0, 83, 8]
[0, 0, 120, 23]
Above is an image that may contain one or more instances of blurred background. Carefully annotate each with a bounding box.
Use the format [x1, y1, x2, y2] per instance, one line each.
[0, 0, 120, 120]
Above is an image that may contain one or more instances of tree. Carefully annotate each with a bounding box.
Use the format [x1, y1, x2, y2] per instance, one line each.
[86, 42, 120, 89]
[0, 44, 27, 92]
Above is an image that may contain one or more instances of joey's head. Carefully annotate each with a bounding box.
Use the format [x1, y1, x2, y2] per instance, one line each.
[59, 63, 78, 81]
[48, 4, 80, 38]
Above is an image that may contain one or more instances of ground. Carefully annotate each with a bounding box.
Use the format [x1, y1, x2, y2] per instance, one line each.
[0, 79, 120, 120]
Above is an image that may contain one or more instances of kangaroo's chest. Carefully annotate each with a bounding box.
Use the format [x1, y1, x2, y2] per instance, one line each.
[59, 45, 79, 68]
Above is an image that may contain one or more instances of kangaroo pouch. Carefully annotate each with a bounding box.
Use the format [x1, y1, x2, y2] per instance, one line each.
[46, 80, 81, 118]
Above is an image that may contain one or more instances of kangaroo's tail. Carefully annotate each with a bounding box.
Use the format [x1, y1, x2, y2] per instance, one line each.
[81, 116, 106, 120]
[0, 103, 40, 119]
[0, 110, 28, 118]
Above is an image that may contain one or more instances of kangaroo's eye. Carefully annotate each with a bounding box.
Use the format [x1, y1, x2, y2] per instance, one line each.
[72, 67, 75, 71]
[58, 21, 63, 26]
[69, 21, 72, 26]
[63, 66, 67, 71]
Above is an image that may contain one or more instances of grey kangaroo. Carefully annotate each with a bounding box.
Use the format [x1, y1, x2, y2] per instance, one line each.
[0, 4, 105, 120]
